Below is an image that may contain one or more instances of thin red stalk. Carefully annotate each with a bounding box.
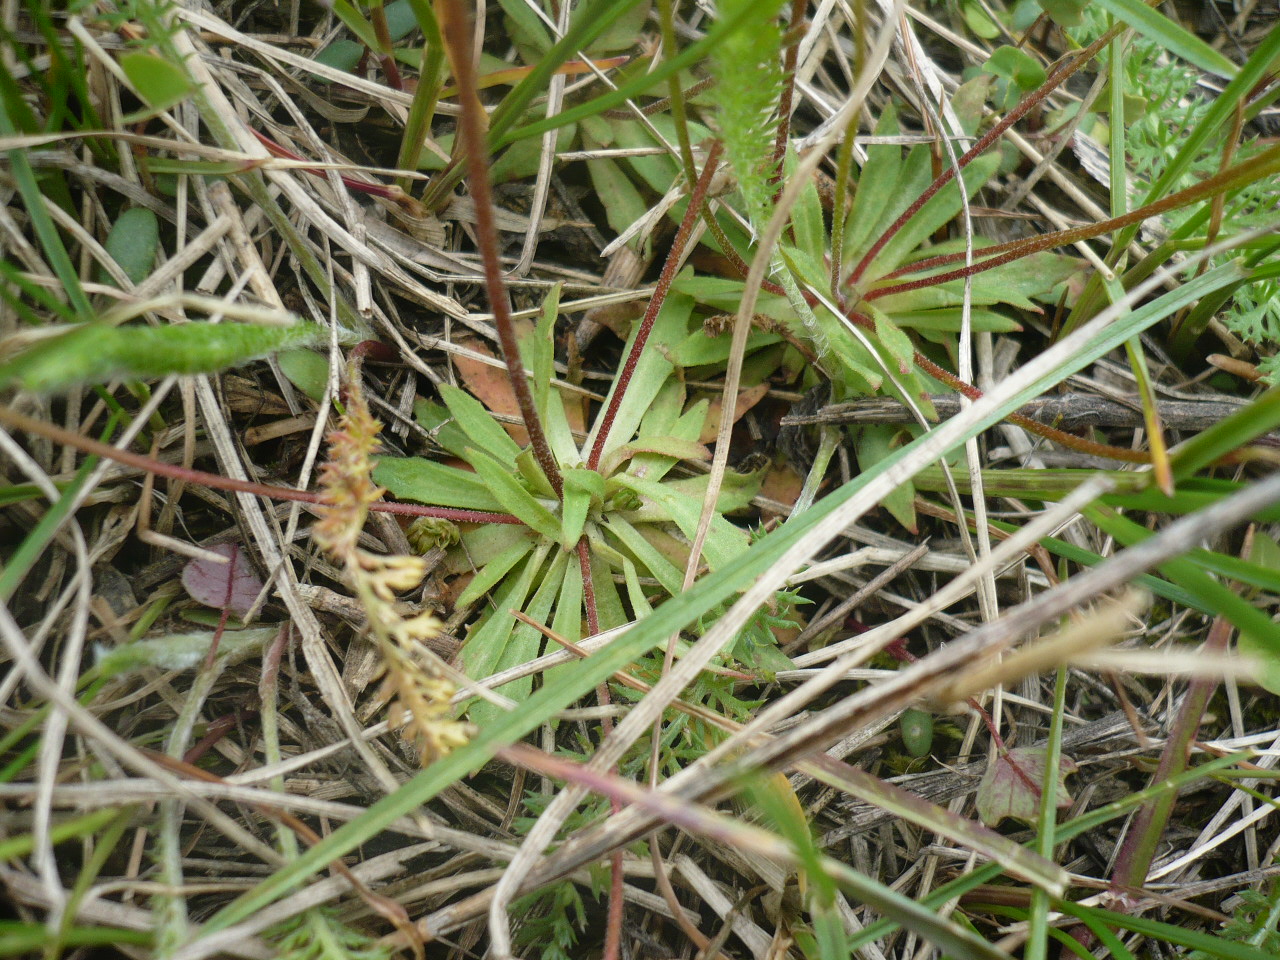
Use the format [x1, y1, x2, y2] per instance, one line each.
[844, 30, 1117, 289]
[912, 352, 1150, 463]
[0, 406, 523, 524]
[203, 541, 239, 670]
[437, 0, 563, 497]
[369, 4, 403, 91]
[249, 129, 415, 208]
[768, 0, 809, 201]
[587, 142, 723, 470]
[874, 138, 1280, 294]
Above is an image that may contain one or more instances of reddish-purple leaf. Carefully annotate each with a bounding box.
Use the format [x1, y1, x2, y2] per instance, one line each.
[976, 747, 1078, 827]
[181, 543, 263, 617]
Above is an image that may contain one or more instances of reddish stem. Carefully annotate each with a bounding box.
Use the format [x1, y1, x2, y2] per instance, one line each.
[844, 31, 1116, 289]
[0, 406, 523, 525]
[588, 142, 724, 470]
[249, 129, 417, 210]
[867, 139, 1280, 300]
[768, 0, 809, 202]
[369, 4, 403, 91]
[912, 352, 1150, 464]
[437, 0, 564, 498]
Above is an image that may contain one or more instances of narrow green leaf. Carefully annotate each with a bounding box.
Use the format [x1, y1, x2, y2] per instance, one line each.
[456, 538, 537, 613]
[1092, 0, 1238, 80]
[560, 468, 604, 549]
[468, 450, 561, 543]
[373, 457, 507, 512]
[438, 384, 524, 462]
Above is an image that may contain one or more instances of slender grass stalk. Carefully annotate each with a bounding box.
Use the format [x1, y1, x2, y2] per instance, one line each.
[397, 0, 446, 193]
[1025, 663, 1070, 960]
[437, 0, 563, 497]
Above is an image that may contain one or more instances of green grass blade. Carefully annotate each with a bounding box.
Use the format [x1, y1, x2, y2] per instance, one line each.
[1093, 0, 1238, 80]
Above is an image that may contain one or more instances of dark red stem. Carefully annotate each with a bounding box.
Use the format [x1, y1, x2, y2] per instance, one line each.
[588, 142, 724, 470]
[768, 0, 809, 202]
[868, 139, 1280, 300]
[249, 129, 415, 209]
[437, 0, 564, 497]
[0, 406, 523, 525]
[844, 31, 1116, 288]
[912, 352, 1149, 464]
[369, 4, 403, 91]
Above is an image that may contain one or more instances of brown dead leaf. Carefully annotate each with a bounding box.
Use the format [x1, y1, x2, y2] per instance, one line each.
[699, 382, 771, 444]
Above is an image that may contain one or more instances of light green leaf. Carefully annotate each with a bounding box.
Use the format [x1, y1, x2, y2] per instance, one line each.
[524, 283, 560, 422]
[1093, 0, 1238, 81]
[467, 450, 561, 544]
[438, 384, 524, 462]
[614, 473, 748, 569]
[0, 320, 324, 393]
[456, 538, 537, 611]
[277, 348, 330, 403]
[561, 468, 604, 549]
[100, 208, 159, 285]
[119, 52, 194, 113]
[372, 457, 507, 512]
[462, 547, 563, 728]
[604, 515, 685, 595]
[855, 425, 917, 532]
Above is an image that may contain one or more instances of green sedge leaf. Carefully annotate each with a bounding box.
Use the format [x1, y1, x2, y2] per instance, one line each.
[1093, 0, 1238, 81]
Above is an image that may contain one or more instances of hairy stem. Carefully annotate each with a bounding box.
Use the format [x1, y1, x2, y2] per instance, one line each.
[0, 405, 523, 524]
[587, 142, 724, 470]
[845, 29, 1119, 288]
[913, 353, 1149, 464]
[437, 0, 564, 497]
[769, 0, 810, 200]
